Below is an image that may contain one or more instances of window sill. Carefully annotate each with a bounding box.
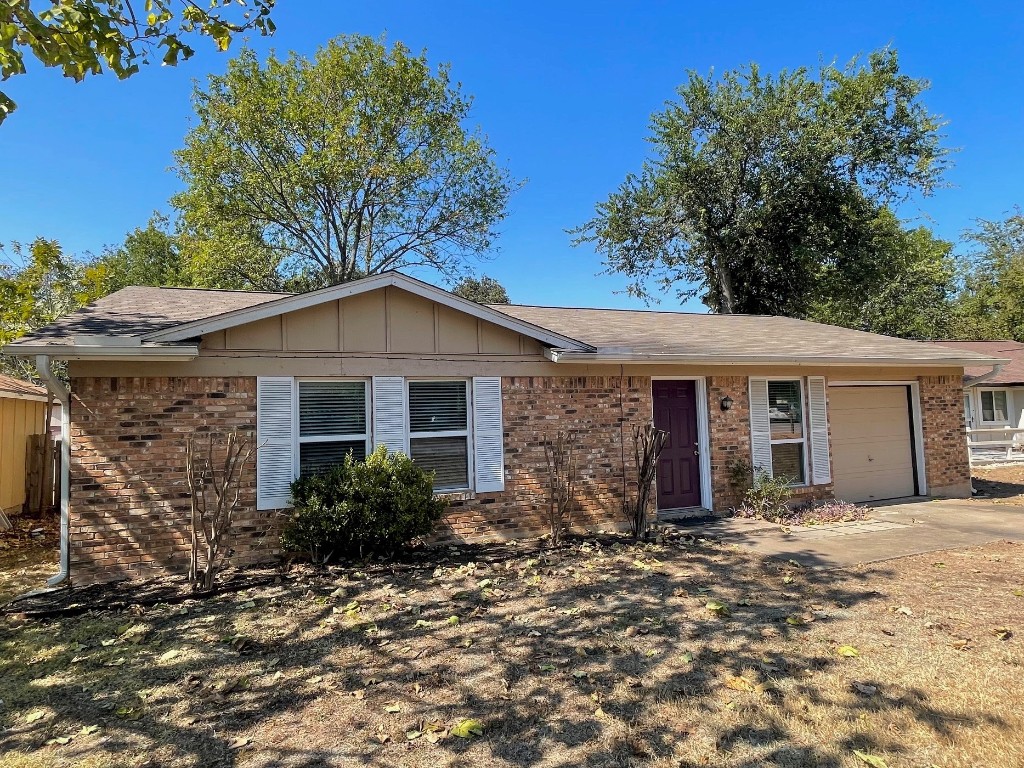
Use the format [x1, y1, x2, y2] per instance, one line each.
[436, 489, 475, 502]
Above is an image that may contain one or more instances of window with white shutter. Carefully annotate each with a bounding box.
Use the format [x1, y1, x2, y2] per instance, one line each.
[749, 377, 825, 486]
[408, 380, 470, 490]
[806, 376, 831, 485]
[297, 380, 369, 477]
[256, 376, 296, 510]
[472, 377, 504, 493]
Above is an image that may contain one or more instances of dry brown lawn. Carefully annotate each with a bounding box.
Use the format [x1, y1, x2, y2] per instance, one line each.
[2, 533, 1023, 768]
[973, 464, 1024, 504]
[0, 517, 59, 605]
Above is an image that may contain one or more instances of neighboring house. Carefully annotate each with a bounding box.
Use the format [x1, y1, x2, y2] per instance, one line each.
[0, 375, 51, 518]
[3, 272, 1006, 583]
[925, 340, 1024, 451]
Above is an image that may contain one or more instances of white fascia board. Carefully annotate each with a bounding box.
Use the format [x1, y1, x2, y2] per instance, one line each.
[2, 344, 199, 361]
[545, 348, 1010, 367]
[143, 272, 594, 352]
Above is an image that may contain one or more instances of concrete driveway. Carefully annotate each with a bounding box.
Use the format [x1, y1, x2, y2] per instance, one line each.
[675, 498, 1024, 569]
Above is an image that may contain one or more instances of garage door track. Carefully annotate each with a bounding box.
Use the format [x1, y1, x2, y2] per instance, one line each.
[673, 498, 1024, 568]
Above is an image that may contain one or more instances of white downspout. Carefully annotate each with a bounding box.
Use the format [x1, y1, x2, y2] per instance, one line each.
[35, 354, 71, 587]
[965, 363, 1004, 388]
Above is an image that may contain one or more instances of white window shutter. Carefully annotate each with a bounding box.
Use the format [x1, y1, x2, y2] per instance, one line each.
[372, 376, 408, 455]
[472, 376, 505, 492]
[748, 377, 773, 476]
[807, 376, 831, 484]
[256, 376, 295, 510]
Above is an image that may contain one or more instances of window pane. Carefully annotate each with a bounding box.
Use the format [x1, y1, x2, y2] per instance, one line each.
[768, 380, 803, 438]
[770, 443, 805, 484]
[299, 440, 366, 477]
[409, 381, 468, 433]
[410, 436, 469, 489]
[983, 391, 1007, 422]
[299, 381, 366, 436]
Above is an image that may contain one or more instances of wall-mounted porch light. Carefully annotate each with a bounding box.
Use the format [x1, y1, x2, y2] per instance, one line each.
[720, 395, 734, 411]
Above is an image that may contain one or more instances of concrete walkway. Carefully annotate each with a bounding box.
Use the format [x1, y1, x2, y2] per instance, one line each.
[671, 498, 1024, 569]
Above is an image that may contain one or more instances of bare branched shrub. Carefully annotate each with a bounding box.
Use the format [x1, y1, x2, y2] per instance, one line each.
[623, 423, 668, 540]
[543, 430, 578, 547]
[186, 429, 254, 591]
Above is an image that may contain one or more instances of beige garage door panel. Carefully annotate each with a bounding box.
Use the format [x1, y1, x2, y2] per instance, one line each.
[830, 386, 915, 503]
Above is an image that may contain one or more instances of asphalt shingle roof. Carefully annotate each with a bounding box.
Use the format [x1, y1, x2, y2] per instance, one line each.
[5, 282, 1007, 366]
[923, 340, 1024, 384]
[0, 374, 47, 398]
[491, 305, 1005, 364]
[10, 286, 292, 346]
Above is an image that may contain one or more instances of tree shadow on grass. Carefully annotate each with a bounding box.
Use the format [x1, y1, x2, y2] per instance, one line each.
[0, 533, 1013, 768]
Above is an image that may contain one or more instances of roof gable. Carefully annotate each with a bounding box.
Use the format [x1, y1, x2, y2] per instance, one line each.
[143, 272, 592, 352]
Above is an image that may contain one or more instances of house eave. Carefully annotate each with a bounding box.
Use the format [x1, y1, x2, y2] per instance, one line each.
[544, 349, 1011, 368]
[2, 344, 200, 362]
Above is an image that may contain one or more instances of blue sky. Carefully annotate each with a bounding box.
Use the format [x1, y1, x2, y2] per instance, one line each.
[1, 1, 1022, 310]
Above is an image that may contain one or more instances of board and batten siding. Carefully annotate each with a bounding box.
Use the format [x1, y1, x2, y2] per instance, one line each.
[201, 286, 545, 357]
[0, 395, 47, 513]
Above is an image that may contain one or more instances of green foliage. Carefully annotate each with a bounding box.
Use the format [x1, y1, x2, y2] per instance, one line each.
[282, 445, 446, 562]
[0, 238, 105, 378]
[736, 469, 794, 522]
[0, 0, 275, 124]
[172, 35, 518, 292]
[452, 275, 510, 304]
[90, 214, 191, 293]
[574, 48, 950, 317]
[807, 210, 959, 339]
[949, 210, 1024, 341]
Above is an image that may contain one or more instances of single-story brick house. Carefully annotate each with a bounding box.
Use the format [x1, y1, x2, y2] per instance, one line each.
[4, 272, 1007, 583]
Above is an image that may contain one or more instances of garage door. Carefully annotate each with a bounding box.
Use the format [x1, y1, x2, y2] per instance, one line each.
[829, 386, 916, 502]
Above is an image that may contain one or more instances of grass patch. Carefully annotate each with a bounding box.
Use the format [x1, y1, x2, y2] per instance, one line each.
[2, 535, 1023, 767]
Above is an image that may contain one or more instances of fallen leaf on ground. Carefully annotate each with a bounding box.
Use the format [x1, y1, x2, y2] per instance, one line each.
[837, 645, 860, 657]
[229, 737, 251, 750]
[706, 600, 731, 617]
[853, 750, 890, 768]
[451, 718, 485, 738]
[725, 676, 757, 692]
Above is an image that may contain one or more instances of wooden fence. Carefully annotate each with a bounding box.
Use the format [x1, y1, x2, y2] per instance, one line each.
[966, 426, 1024, 466]
[24, 434, 59, 516]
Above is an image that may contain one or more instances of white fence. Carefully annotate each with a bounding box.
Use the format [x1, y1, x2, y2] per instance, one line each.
[967, 426, 1024, 466]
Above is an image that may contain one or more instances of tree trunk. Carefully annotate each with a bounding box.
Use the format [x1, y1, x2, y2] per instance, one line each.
[717, 258, 737, 314]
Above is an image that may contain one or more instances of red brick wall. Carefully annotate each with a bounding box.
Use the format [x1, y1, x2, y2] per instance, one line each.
[440, 375, 651, 541]
[918, 374, 971, 496]
[68, 375, 652, 581]
[69, 377, 276, 582]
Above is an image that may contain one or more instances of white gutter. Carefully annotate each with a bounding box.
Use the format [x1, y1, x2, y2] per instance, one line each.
[544, 348, 1012, 368]
[4, 344, 198, 361]
[35, 355, 71, 587]
[964, 363, 1005, 387]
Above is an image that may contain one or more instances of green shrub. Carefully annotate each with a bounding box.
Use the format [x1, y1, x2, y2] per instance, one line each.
[735, 468, 794, 522]
[281, 445, 446, 562]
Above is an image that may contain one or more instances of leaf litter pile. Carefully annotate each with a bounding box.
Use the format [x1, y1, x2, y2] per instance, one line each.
[2, 534, 1023, 768]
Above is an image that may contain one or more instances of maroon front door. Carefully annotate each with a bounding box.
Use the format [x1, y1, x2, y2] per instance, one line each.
[653, 380, 702, 510]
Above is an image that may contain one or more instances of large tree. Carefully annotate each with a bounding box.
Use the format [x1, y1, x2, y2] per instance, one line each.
[0, 0, 275, 124]
[453, 275, 509, 304]
[172, 35, 518, 292]
[0, 238, 105, 378]
[90, 214, 190, 293]
[949, 209, 1024, 341]
[574, 49, 950, 316]
[806, 210, 958, 339]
